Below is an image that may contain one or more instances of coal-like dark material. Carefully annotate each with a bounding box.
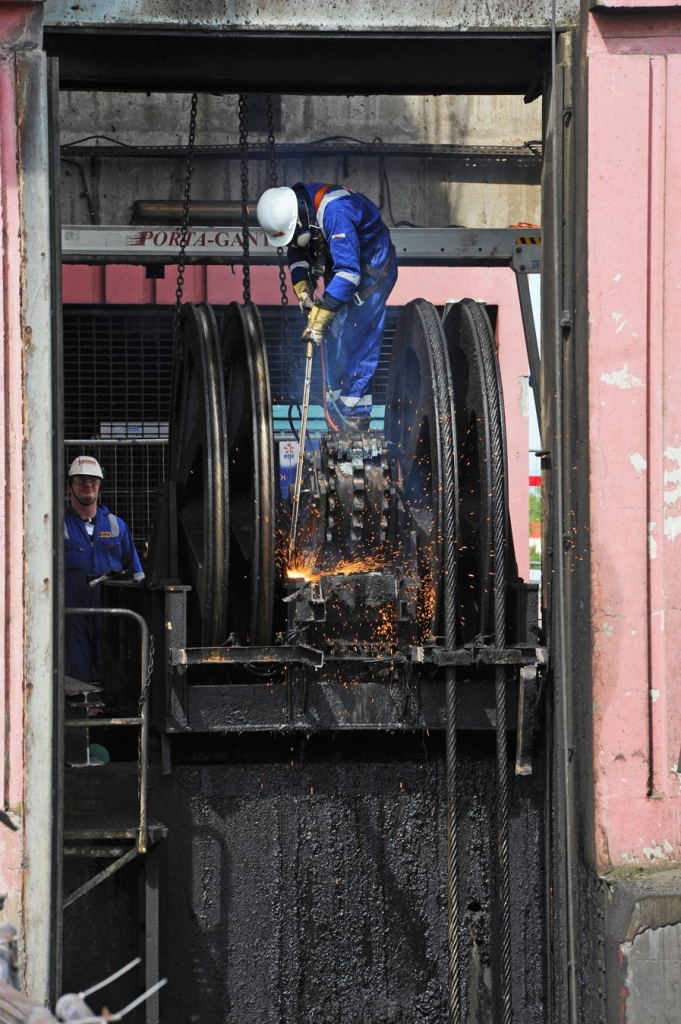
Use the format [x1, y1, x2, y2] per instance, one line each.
[62, 738, 546, 1024]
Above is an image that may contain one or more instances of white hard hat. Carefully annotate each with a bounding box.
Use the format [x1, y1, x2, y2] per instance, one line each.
[256, 186, 299, 247]
[68, 455, 103, 479]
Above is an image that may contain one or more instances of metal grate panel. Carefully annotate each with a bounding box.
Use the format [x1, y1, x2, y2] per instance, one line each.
[259, 306, 399, 406]
[63, 309, 174, 551]
[63, 305, 400, 548]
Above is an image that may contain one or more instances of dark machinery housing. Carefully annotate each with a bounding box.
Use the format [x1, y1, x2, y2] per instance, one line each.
[131, 296, 542, 744]
[80, 292, 547, 1024]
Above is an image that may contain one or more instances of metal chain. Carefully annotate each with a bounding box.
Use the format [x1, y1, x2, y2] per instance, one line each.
[266, 94, 278, 189]
[238, 94, 251, 303]
[139, 633, 155, 714]
[266, 94, 297, 400]
[137, 633, 155, 802]
[173, 92, 198, 357]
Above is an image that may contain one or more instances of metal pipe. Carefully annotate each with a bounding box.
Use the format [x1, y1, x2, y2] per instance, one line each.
[64, 438, 168, 446]
[64, 607, 150, 855]
[288, 340, 314, 561]
[65, 718, 143, 728]
[132, 200, 258, 225]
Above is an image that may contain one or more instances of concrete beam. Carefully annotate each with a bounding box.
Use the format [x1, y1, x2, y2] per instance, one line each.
[43, 0, 579, 31]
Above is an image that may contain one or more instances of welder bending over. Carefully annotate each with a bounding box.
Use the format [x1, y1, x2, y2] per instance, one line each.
[256, 182, 398, 428]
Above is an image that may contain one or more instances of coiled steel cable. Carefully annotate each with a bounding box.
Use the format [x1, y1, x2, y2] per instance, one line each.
[416, 300, 460, 1023]
[466, 298, 512, 1023]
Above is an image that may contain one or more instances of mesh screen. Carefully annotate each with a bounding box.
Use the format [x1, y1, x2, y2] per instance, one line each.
[63, 305, 400, 548]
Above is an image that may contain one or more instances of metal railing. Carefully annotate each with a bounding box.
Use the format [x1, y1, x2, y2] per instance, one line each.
[63, 607, 150, 861]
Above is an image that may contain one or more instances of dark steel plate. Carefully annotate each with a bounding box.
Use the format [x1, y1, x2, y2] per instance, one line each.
[168, 302, 228, 646]
[221, 301, 275, 646]
[385, 299, 458, 641]
[443, 299, 511, 641]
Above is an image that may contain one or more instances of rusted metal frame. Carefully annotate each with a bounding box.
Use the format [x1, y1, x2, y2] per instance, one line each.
[63, 846, 129, 857]
[64, 608, 149, 853]
[61, 141, 543, 161]
[428, 645, 549, 666]
[67, 718, 143, 727]
[170, 645, 324, 668]
[322, 655, 407, 664]
[62, 847, 138, 909]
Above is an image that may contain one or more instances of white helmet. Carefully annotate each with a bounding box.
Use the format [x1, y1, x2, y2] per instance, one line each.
[68, 455, 103, 479]
[256, 186, 299, 247]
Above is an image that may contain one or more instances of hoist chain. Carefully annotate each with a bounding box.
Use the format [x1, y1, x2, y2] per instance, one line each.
[238, 94, 251, 304]
[266, 95, 278, 189]
[266, 95, 297, 400]
[137, 632, 155, 799]
[173, 92, 198, 357]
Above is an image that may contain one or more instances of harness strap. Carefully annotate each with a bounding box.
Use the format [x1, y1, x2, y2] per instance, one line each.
[356, 245, 396, 302]
[313, 184, 333, 211]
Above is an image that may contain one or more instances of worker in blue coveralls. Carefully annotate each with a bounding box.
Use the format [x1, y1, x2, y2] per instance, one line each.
[256, 182, 398, 428]
[64, 455, 144, 683]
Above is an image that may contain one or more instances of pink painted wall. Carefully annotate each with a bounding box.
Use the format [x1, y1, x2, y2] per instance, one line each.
[0, 42, 27, 929]
[63, 262, 533, 578]
[587, 8, 681, 869]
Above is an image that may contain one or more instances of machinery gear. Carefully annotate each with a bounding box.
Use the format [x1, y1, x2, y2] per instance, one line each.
[256, 186, 299, 248]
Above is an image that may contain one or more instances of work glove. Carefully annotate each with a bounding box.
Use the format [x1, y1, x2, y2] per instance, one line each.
[293, 279, 314, 313]
[302, 303, 335, 346]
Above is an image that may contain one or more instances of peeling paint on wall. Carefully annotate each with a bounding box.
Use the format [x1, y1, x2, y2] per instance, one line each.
[642, 844, 669, 863]
[663, 515, 681, 541]
[600, 363, 643, 389]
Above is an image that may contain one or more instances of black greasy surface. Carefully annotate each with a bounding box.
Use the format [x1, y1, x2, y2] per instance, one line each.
[63, 734, 546, 1023]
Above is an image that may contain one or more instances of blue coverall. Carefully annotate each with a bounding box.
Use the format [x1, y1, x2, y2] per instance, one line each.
[64, 503, 144, 682]
[287, 183, 398, 416]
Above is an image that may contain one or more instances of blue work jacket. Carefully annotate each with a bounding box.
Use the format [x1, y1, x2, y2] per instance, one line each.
[64, 503, 144, 682]
[288, 183, 394, 306]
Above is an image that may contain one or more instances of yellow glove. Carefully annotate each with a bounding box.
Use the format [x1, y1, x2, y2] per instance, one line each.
[293, 279, 314, 313]
[302, 304, 336, 346]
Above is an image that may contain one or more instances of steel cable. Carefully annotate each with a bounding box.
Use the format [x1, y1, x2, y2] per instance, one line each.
[465, 299, 512, 1023]
[415, 300, 460, 1023]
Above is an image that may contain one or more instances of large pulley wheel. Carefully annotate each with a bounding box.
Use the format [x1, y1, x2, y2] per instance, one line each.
[385, 299, 458, 642]
[221, 301, 275, 646]
[443, 299, 510, 641]
[168, 302, 229, 646]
